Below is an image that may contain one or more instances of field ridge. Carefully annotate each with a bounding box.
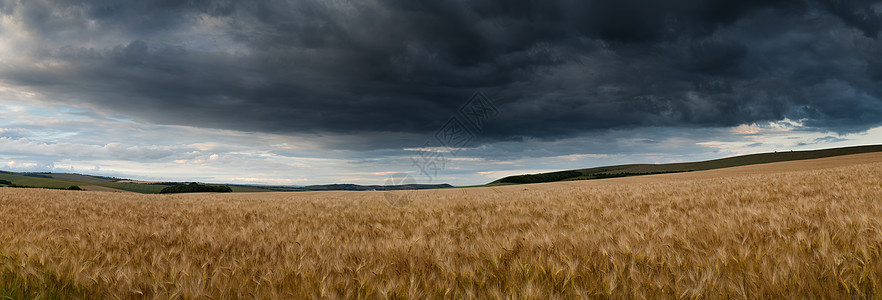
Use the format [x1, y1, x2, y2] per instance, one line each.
[492, 144, 882, 185]
[3, 153, 882, 297]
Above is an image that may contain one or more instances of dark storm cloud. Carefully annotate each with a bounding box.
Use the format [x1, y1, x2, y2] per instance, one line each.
[1, 0, 880, 150]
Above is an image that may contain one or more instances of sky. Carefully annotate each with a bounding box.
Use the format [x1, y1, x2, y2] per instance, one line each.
[0, 0, 880, 186]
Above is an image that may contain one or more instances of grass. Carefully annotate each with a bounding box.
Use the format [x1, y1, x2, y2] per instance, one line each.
[0, 266, 88, 300]
[95, 182, 170, 194]
[1, 154, 882, 297]
[2, 177, 169, 193]
[0, 174, 28, 184]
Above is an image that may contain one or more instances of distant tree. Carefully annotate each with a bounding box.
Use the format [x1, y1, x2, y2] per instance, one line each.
[160, 183, 233, 194]
[21, 173, 52, 179]
[67, 185, 83, 190]
[0, 179, 11, 185]
[497, 171, 582, 184]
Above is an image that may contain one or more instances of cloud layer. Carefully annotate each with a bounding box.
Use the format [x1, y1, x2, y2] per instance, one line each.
[0, 1, 881, 185]
[0, 0, 879, 150]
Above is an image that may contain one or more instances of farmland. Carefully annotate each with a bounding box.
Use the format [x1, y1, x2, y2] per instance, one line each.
[491, 144, 882, 185]
[0, 172, 278, 194]
[2, 152, 882, 298]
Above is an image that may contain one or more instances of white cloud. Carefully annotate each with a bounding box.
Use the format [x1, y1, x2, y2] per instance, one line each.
[1, 94, 880, 186]
[0, 137, 178, 160]
[6, 160, 54, 171]
[403, 146, 469, 153]
[730, 119, 801, 135]
[553, 153, 609, 161]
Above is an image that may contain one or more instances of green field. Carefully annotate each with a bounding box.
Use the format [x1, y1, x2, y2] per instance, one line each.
[5, 177, 168, 193]
[0, 173, 29, 183]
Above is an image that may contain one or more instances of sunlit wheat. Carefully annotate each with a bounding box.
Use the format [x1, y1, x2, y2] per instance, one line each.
[2, 155, 882, 298]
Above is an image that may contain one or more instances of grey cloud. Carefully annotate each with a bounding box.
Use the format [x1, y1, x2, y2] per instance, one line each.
[819, 0, 882, 37]
[814, 136, 849, 144]
[0, 0, 880, 151]
[0, 137, 179, 160]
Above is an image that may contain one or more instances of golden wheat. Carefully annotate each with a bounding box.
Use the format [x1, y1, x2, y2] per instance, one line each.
[2, 154, 882, 298]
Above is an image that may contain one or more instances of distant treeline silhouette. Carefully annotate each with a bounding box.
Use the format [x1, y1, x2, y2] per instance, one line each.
[21, 173, 52, 179]
[497, 171, 582, 184]
[159, 183, 233, 194]
[3, 183, 81, 190]
[588, 170, 693, 179]
[497, 170, 695, 184]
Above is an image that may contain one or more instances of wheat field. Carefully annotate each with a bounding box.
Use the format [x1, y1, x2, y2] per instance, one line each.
[2, 153, 882, 298]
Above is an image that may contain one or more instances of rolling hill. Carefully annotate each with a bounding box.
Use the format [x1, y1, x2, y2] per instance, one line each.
[0, 171, 451, 194]
[3, 144, 880, 193]
[491, 144, 882, 185]
[302, 183, 453, 191]
[0, 171, 287, 193]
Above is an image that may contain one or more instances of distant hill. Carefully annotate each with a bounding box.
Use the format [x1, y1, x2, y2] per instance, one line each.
[4, 144, 877, 193]
[492, 144, 882, 185]
[0, 171, 122, 182]
[0, 171, 280, 193]
[0, 170, 454, 194]
[0, 171, 171, 193]
[303, 183, 453, 191]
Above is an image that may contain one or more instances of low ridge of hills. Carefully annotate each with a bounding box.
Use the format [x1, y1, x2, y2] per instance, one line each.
[0, 171, 451, 194]
[302, 183, 453, 191]
[491, 144, 882, 185]
[2, 144, 880, 193]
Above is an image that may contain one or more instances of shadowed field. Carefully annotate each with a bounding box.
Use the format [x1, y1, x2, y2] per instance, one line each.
[2, 153, 882, 298]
